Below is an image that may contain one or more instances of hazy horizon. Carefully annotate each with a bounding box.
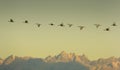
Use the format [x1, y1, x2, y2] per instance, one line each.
[1, 0, 120, 60]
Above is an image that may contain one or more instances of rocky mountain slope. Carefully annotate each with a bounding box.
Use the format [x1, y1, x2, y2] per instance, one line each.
[0, 51, 120, 70]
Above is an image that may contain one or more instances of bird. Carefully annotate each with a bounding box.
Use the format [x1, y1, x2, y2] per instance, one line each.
[104, 28, 110, 31]
[49, 23, 54, 26]
[8, 19, 14, 23]
[36, 23, 41, 27]
[67, 24, 73, 27]
[58, 22, 65, 27]
[24, 20, 28, 23]
[94, 24, 101, 28]
[112, 22, 117, 26]
[78, 26, 85, 30]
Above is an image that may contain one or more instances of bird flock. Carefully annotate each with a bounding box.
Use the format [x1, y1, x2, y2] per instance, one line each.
[8, 19, 118, 31]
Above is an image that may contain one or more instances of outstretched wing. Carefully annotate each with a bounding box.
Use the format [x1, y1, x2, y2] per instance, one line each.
[78, 26, 85, 30]
[68, 24, 73, 27]
[94, 24, 101, 28]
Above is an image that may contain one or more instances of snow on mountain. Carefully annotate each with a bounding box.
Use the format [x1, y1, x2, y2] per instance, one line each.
[0, 52, 120, 70]
[2, 55, 35, 65]
[45, 51, 90, 64]
[90, 56, 120, 70]
[2, 55, 16, 65]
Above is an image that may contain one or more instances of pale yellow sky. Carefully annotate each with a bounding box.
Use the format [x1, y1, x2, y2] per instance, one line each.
[0, 0, 120, 60]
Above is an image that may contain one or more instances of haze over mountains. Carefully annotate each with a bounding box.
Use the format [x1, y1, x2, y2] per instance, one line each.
[0, 51, 120, 70]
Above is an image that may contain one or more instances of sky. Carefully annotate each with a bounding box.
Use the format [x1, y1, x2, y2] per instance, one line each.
[0, 0, 120, 60]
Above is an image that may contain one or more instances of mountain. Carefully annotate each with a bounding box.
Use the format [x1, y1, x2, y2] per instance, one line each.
[2, 55, 32, 65]
[0, 51, 120, 70]
[45, 51, 89, 63]
[2, 55, 16, 65]
[90, 56, 120, 70]
[0, 58, 3, 65]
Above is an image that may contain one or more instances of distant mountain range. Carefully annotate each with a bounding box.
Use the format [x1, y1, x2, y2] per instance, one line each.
[0, 51, 120, 70]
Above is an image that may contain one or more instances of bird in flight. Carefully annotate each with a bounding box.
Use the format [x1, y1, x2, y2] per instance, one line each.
[24, 20, 28, 23]
[104, 28, 110, 31]
[94, 24, 101, 28]
[78, 26, 85, 30]
[67, 24, 73, 27]
[36, 23, 41, 27]
[112, 22, 117, 26]
[58, 22, 65, 27]
[49, 23, 54, 26]
[8, 19, 14, 23]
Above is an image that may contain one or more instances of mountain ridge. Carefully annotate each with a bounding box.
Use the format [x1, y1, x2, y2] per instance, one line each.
[0, 51, 120, 70]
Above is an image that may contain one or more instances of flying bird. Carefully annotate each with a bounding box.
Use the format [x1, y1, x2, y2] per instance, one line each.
[49, 23, 54, 26]
[94, 24, 101, 28]
[112, 22, 117, 26]
[58, 22, 65, 27]
[67, 24, 73, 27]
[36, 23, 41, 27]
[78, 26, 85, 30]
[24, 20, 28, 23]
[104, 28, 110, 31]
[8, 19, 14, 23]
